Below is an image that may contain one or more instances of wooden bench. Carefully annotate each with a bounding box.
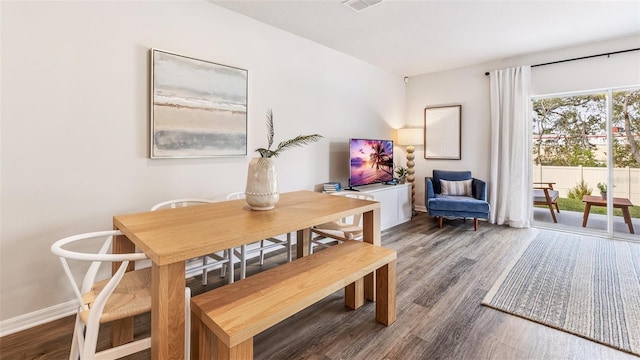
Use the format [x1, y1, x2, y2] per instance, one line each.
[189, 240, 397, 359]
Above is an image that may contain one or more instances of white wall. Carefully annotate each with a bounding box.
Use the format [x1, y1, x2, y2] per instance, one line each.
[405, 34, 640, 210]
[0, 1, 405, 328]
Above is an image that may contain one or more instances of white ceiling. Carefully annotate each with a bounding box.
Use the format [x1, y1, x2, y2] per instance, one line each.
[211, 0, 640, 77]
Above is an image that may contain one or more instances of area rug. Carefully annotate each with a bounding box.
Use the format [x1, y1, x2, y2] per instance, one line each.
[482, 230, 640, 356]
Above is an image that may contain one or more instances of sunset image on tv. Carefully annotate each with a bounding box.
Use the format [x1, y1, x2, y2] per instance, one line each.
[349, 139, 394, 186]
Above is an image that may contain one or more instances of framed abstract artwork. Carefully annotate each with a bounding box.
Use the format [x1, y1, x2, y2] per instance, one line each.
[150, 49, 248, 158]
[424, 105, 461, 160]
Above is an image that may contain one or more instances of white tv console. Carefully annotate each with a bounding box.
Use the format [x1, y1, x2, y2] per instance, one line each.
[345, 183, 412, 230]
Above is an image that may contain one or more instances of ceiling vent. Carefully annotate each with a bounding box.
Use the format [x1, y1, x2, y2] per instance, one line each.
[343, 0, 383, 12]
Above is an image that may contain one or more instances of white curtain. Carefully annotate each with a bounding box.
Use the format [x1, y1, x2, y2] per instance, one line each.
[489, 66, 532, 228]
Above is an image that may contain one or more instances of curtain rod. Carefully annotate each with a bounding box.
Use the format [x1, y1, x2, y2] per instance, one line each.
[483, 47, 640, 76]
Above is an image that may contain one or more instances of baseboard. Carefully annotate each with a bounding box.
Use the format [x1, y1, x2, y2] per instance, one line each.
[0, 299, 77, 338]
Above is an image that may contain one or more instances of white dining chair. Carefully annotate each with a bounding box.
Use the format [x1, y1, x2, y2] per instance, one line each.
[151, 199, 234, 285]
[226, 192, 293, 279]
[309, 192, 376, 254]
[50, 230, 191, 359]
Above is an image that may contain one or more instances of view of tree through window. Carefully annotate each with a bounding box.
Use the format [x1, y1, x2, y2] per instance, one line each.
[532, 89, 640, 168]
[613, 89, 640, 167]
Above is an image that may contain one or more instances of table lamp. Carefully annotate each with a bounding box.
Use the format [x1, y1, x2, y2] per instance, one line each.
[397, 128, 423, 213]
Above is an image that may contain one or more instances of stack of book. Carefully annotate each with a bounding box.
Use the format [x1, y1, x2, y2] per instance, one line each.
[323, 182, 341, 193]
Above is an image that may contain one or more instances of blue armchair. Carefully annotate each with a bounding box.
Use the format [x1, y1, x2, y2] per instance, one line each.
[425, 170, 490, 231]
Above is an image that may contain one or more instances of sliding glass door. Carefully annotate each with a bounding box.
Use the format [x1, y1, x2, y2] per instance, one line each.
[532, 87, 639, 240]
[612, 88, 640, 238]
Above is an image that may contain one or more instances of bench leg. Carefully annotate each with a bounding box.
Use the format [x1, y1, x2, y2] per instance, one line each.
[376, 260, 396, 326]
[215, 338, 253, 360]
[191, 313, 200, 360]
[345, 278, 364, 309]
[365, 273, 375, 301]
[197, 318, 253, 360]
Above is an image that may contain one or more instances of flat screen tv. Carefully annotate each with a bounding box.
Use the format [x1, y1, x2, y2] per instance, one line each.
[348, 138, 394, 188]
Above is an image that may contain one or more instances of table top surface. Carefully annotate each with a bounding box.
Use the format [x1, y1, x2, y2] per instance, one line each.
[113, 190, 380, 266]
[582, 195, 633, 207]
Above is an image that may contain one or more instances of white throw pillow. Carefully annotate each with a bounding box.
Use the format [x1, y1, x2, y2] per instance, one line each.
[440, 179, 472, 196]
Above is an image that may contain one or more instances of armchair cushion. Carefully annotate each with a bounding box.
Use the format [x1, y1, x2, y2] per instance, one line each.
[533, 189, 559, 203]
[440, 179, 473, 196]
[429, 195, 490, 214]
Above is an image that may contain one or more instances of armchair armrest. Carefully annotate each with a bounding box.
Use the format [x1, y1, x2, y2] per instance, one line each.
[533, 182, 555, 190]
[472, 178, 487, 201]
[425, 177, 435, 200]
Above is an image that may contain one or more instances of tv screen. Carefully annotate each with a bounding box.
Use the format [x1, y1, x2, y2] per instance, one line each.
[349, 138, 394, 187]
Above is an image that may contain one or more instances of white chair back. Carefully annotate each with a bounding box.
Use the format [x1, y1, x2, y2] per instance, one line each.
[150, 198, 215, 211]
[226, 192, 245, 200]
[331, 192, 375, 227]
[51, 230, 151, 359]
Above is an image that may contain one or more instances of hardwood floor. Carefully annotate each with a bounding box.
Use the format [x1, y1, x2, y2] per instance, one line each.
[1, 213, 638, 359]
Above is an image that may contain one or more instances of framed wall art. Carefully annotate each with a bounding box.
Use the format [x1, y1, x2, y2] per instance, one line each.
[424, 105, 461, 160]
[150, 48, 248, 158]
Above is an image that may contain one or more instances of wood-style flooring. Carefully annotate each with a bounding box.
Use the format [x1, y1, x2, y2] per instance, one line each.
[1, 213, 638, 359]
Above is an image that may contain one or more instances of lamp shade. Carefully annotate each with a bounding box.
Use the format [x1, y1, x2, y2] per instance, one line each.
[397, 128, 423, 146]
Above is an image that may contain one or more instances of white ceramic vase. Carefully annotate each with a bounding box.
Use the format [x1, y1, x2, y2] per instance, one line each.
[245, 157, 279, 210]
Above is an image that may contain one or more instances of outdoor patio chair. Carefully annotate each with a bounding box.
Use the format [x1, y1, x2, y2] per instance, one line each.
[533, 182, 560, 223]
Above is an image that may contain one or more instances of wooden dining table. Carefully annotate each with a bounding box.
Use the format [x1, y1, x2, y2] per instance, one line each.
[112, 190, 381, 359]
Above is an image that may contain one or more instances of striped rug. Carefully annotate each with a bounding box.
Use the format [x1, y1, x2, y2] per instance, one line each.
[482, 230, 640, 356]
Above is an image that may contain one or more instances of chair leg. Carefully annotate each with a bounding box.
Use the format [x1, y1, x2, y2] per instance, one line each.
[185, 287, 191, 358]
[220, 250, 228, 278]
[259, 239, 265, 265]
[201, 257, 208, 286]
[286, 233, 292, 262]
[69, 315, 81, 360]
[228, 250, 234, 284]
[309, 234, 315, 255]
[438, 216, 443, 228]
[548, 204, 558, 223]
[474, 218, 478, 231]
[240, 244, 247, 280]
[555, 202, 560, 213]
[83, 314, 99, 359]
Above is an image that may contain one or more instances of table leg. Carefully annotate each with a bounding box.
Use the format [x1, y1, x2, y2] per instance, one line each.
[362, 208, 381, 247]
[582, 203, 591, 227]
[152, 261, 186, 360]
[362, 208, 381, 301]
[296, 228, 310, 259]
[111, 233, 135, 346]
[621, 206, 635, 234]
